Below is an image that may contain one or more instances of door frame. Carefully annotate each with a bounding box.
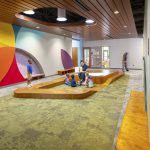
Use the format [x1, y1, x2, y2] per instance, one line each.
[101, 46, 110, 68]
[83, 47, 91, 67]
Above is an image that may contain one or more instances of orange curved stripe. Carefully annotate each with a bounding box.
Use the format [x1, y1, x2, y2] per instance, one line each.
[0, 22, 15, 81]
[0, 47, 15, 81]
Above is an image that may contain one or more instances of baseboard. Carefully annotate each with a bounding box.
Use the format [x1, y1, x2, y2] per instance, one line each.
[90, 67, 142, 70]
[0, 80, 27, 89]
[0, 74, 59, 89]
[44, 74, 59, 78]
[110, 68, 142, 70]
[128, 68, 142, 70]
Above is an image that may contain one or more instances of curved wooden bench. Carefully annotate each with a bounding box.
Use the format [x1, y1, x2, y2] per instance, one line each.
[14, 88, 97, 99]
[14, 77, 101, 99]
[103, 72, 124, 86]
[58, 68, 75, 75]
[14, 71, 124, 99]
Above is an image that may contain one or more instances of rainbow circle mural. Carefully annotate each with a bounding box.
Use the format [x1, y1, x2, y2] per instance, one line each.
[0, 22, 74, 87]
[0, 22, 25, 87]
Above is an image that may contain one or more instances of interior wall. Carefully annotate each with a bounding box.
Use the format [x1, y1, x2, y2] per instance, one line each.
[0, 22, 25, 86]
[144, 0, 150, 140]
[16, 50, 42, 77]
[0, 22, 74, 87]
[16, 27, 72, 76]
[84, 38, 143, 69]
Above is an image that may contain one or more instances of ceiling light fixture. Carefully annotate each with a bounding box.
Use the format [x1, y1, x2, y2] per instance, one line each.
[57, 8, 67, 21]
[23, 10, 35, 15]
[85, 19, 94, 24]
[114, 10, 119, 14]
[128, 32, 131, 35]
[36, 26, 40, 29]
[124, 25, 127, 28]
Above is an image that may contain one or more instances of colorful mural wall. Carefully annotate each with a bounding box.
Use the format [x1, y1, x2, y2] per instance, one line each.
[0, 22, 25, 87]
[61, 49, 73, 69]
[0, 22, 73, 87]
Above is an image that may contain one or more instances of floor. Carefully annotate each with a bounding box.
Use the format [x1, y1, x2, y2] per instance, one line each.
[112, 70, 144, 150]
[0, 70, 144, 150]
[116, 91, 149, 150]
[0, 75, 61, 97]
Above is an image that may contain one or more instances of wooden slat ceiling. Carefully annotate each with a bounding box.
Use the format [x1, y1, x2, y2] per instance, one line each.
[0, 0, 138, 41]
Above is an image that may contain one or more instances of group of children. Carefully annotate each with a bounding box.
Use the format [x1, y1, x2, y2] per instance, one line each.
[64, 72, 94, 88]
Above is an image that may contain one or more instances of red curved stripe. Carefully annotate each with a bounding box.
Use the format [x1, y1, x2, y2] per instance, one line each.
[0, 56, 25, 87]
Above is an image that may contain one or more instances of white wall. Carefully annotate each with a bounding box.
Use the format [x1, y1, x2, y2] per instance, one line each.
[16, 27, 72, 76]
[84, 38, 143, 69]
[144, 0, 150, 140]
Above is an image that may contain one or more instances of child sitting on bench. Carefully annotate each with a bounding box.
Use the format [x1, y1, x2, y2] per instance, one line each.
[70, 74, 77, 87]
[82, 72, 94, 88]
[87, 74, 94, 88]
[64, 73, 71, 85]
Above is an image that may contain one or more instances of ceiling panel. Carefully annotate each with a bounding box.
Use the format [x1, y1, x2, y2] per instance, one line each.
[130, 0, 145, 36]
[0, 0, 138, 40]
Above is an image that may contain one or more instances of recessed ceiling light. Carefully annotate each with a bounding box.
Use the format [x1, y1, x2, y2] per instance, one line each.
[114, 10, 119, 14]
[36, 26, 40, 29]
[57, 17, 67, 21]
[64, 34, 66, 36]
[128, 32, 131, 35]
[57, 8, 67, 22]
[85, 19, 94, 24]
[23, 10, 35, 15]
[124, 25, 127, 28]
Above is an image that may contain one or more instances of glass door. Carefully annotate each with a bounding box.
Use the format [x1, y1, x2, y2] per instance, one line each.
[83, 47, 110, 68]
[83, 48, 91, 67]
[102, 46, 110, 68]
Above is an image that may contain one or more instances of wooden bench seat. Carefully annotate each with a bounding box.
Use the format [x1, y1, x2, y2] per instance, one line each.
[14, 77, 104, 99]
[25, 73, 45, 80]
[14, 70, 124, 99]
[14, 88, 97, 99]
[58, 68, 75, 75]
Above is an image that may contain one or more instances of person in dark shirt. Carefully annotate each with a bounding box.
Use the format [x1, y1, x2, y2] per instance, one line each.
[82, 62, 88, 71]
[70, 74, 77, 87]
[78, 60, 88, 83]
[122, 52, 129, 72]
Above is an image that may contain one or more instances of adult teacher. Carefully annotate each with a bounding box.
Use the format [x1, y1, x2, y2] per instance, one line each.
[122, 52, 129, 72]
[78, 60, 88, 83]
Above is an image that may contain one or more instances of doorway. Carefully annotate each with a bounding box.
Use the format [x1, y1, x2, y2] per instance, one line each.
[102, 46, 110, 68]
[83, 48, 91, 67]
[72, 47, 78, 67]
[83, 46, 110, 68]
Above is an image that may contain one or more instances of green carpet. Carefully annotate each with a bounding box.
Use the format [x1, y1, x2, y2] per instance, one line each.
[0, 76, 128, 150]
